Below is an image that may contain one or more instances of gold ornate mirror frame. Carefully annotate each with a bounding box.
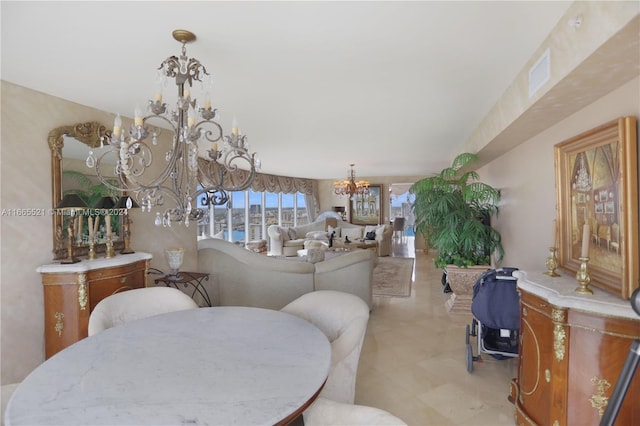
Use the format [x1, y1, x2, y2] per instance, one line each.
[49, 121, 124, 260]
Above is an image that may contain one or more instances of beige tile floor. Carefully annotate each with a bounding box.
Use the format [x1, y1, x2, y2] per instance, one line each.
[355, 237, 518, 426]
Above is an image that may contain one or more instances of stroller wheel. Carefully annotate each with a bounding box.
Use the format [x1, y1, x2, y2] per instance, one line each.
[471, 318, 477, 337]
[466, 343, 474, 373]
[465, 324, 470, 345]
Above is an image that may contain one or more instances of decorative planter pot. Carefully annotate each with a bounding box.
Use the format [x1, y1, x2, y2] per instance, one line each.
[444, 264, 490, 313]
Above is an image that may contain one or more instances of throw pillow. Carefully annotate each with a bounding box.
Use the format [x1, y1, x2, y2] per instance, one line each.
[365, 231, 376, 240]
[279, 227, 290, 241]
[325, 217, 338, 230]
[375, 224, 386, 239]
[306, 230, 328, 240]
[287, 228, 297, 240]
[327, 225, 341, 238]
[342, 227, 362, 240]
[364, 225, 378, 235]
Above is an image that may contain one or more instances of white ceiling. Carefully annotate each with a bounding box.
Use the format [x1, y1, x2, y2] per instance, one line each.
[1, 1, 575, 179]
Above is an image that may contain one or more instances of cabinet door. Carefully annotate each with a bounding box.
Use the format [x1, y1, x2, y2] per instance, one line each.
[42, 276, 90, 359]
[518, 291, 559, 425]
[566, 310, 640, 425]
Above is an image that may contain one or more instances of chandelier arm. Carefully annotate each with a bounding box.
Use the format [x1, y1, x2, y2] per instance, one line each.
[218, 151, 256, 191]
[120, 115, 181, 191]
[195, 121, 224, 143]
[93, 149, 129, 194]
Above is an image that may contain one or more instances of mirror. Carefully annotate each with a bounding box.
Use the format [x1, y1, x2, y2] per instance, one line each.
[49, 122, 125, 259]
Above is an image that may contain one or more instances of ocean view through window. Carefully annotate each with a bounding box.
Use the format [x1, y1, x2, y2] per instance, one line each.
[197, 189, 309, 245]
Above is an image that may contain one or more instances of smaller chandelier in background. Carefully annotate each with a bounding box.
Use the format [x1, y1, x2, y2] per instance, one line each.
[334, 164, 370, 199]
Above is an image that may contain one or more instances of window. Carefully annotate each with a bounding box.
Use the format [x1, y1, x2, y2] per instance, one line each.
[198, 188, 309, 243]
[389, 183, 415, 236]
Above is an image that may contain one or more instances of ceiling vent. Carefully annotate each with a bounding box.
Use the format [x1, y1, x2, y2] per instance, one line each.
[529, 48, 551, 98]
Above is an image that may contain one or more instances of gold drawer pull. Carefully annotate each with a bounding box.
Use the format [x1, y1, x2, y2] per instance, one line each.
[121, 276, 127, 283]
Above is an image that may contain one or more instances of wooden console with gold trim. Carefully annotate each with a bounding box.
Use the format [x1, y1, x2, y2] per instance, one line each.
[511, 271, 639, 425]
[38, 253, 152, 358]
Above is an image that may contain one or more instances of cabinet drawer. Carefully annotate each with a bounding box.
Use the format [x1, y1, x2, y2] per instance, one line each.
[88, 261, 146, 310]
[520, 290, 556, 319]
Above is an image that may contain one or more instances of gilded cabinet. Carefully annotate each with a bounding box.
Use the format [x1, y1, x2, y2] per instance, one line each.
[38, 253, 152, 358]
[512, 271, 639, 426]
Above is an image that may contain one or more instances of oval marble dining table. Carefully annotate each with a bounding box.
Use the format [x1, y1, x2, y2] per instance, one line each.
[5, 306, 331, 426]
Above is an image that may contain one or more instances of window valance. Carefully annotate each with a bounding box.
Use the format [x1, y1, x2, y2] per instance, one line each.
[197, 159, 316, 195]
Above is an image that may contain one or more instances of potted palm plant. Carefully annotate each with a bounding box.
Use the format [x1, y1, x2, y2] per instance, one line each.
[410, 152, 503, 312]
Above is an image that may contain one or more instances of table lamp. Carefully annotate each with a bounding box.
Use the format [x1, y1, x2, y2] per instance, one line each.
[115, 196, 140, 254]
[56, 193, 89, 264]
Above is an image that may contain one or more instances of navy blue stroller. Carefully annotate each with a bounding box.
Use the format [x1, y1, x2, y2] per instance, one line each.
[465, 267, 520, 373]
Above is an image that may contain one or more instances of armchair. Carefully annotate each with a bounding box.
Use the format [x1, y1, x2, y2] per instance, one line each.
[610, 223, 620, 254]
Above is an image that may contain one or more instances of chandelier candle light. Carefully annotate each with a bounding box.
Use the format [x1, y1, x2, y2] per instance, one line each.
[87, 29, 260, 227]
[334, 164, 370, 199]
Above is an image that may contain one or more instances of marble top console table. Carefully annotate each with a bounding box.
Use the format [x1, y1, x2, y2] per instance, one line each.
[6, 307, 331, 425]
[37, 252, 152, 358]
[512, 271, 639, 425]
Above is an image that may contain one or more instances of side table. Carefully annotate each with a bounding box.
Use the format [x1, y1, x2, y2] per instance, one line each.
[149, 269, 212, 307]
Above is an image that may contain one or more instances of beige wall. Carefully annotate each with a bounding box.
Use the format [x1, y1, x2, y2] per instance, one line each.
[2, 75, 639, 385]
[0, 81, 195, 385]
[477, 76, 639, 271]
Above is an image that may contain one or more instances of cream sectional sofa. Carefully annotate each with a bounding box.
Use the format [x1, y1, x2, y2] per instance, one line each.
[267, 218, 392, 257]
[198, 238, 377, 309]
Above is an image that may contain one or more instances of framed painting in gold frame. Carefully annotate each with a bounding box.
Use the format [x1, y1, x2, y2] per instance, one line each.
[350, 185, 382, 225]
[555, 116, 638, 299]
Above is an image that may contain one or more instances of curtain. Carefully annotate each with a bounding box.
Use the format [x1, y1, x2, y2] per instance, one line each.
[198, 159, 319, 218]
[389, 183, 414, 197]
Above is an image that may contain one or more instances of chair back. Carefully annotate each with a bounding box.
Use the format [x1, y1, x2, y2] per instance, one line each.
[88, 287, 199, 336]
[281, 290, 370, 403]
[392, 217, 405, 231]
[304, 397, 407, 426]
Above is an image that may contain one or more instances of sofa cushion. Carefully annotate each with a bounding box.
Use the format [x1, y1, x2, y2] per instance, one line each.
[284, 238, 306, 247]
[306, 230, 328, 240]
[328, 225, 341, 238]
[364, 225, 378, 235]
[325, 218, 338, 230]
[342, 227, 362, 240]
[342, 228, 363, 241]
[278, 226, 290, 241]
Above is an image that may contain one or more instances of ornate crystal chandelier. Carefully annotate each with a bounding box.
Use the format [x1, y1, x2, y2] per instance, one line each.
[572, 154, 592, 192]
[87, 29, 260, 227]
[334, 164, 370, 198]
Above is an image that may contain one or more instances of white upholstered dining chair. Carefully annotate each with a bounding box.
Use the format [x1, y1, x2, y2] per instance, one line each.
[1, 383, 20, 426]
[281, 290, 370, 404]
[303, 397, 407, 426]
[88, 287, 199, 336]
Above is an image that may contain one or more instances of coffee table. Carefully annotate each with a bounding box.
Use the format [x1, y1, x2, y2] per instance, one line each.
[332, 239, 378, 253]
